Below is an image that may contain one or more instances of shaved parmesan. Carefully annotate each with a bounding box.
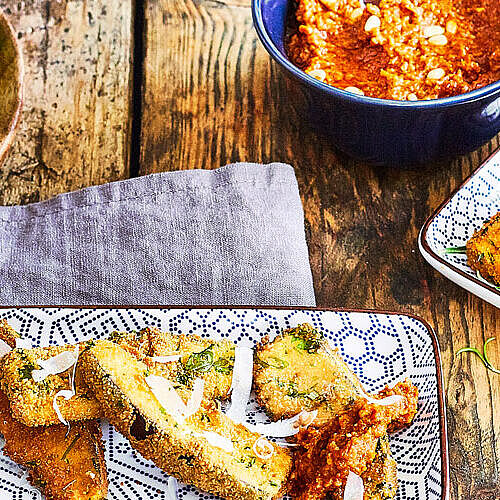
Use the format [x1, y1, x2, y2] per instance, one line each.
[167, 477, 178, 500]
[361, 391, 404, 406]
[69, 346, 79, 394]
[244, 410, 317, 438]
[32, 350, 78, 382]
[53, 389, 74, 427]
[51, 346, 80, 427]
[0, 339, 11, 358]
[145, 375, 188, 424]
[193, 431, 234, 453]
[344, 471, 364, 500]
[15, 338, 32, 350]
[252, 437, 274, 460]
[184, 378, 204, 418]
[150, 354, 182, 363]
[225, 344, 253, 423]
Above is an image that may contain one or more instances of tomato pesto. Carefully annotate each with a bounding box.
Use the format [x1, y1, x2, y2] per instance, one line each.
[286, 0, 500, 100]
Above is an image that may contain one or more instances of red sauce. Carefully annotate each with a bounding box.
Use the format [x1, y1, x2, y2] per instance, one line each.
[287, 0, 500, 100]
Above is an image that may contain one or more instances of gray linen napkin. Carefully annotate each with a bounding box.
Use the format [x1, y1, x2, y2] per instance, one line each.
[0, 163, 315, 306]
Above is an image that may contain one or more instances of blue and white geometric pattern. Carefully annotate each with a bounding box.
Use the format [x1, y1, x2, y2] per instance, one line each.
[0, 307, 446, 500]
[421, 150, 500, 304]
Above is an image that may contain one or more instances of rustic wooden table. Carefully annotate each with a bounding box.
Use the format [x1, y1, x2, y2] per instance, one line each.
[0, 1, 498, 498]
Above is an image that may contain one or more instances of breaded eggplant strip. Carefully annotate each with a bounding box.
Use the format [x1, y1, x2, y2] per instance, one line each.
[81, 340, 292, 500]
[110, 327, 235, 401]
[466, 211, 500, 285]
[0, 327, 235, 427]
[253, 324, 366, 422]
[0, 320, 108, 500]
[0, 392, 107, 500]
[0, 342, 101, 427]
[253, 324, 398, 499]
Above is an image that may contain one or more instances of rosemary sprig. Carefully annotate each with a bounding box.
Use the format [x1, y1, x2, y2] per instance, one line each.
[444, 245, 467, 254]
[61, 433, 81, 462]
[456, 337, 500, 374]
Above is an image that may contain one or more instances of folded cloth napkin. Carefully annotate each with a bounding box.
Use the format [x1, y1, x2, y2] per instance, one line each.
[0, 162, 315, 306]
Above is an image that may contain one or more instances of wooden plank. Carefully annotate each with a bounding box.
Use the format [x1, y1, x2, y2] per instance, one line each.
[0, 0, 133, 205]
[140, 0, 500, 497]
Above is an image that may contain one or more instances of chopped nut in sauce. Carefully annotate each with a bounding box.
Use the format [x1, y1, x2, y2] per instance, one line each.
[287, 0, 500, 100]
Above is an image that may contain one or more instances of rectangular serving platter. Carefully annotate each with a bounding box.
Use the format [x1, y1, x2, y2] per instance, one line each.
[0, 306, 448, 500]
[419, 148, 500, 308]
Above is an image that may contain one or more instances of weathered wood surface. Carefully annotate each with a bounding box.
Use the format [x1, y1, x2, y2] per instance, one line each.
[139, 1, 500, 499]
[0, 0, 132, 205]
[0, 0, 498, 498]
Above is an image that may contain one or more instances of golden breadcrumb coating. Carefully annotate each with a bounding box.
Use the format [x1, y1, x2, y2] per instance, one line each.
[466, 212, 500, 286]
[0, 320, 107, 500]
[81, 340, 292, 500]
[253, 323, 402, 499]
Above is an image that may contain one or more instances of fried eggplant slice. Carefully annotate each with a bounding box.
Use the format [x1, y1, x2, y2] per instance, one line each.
[0, 320, 108, 499]
[466, 211, 500, 286]
[0, 342, 101, 427]
[0, 391, 107, 500]
[1, 327, 235, 427]
[254, 323, 366, 422]
[81, 340, 292, 500]
[109, 327, 235, 401]
[254, 324, 399, 499]
[363, 435, 398, 500]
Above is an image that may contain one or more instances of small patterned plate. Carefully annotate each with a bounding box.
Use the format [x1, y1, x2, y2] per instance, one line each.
[419, 149, 500, 308]
[0, 307, 448, 500]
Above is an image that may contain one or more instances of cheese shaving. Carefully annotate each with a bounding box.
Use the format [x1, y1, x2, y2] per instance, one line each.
[244, 410, 317, 437]
[184, 378, 204, 418]
[145, 375, 188, 424]
[51, 346, 79, 427]
[69, 346, 79, 394]
[53, 389, 74, 427]
[32, 350, 78, 382]
[193, 431, 234, 453]
[252, 437, 274, 460]
[0, 339, 11, 358]
[225, 344, 253, 423]
[361, 391, 404, 406]
[343, 471, 364, 500]
[167, 477, 179, 500]
[150, 354, 182, 363]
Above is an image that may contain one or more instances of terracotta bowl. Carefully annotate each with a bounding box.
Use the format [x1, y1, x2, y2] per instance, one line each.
[0, 10, 22, 165]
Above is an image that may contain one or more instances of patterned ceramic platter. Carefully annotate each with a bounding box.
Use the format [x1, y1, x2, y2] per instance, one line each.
[0, 307, 447, 500]
[419, 149, 500, 308]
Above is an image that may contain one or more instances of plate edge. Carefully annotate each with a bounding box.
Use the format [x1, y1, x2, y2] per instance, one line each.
[419, 147, 500, 301]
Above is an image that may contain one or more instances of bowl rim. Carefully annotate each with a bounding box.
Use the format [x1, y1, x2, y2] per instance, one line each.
[251, 0, 500, 109]
[0, 9, 24, 164]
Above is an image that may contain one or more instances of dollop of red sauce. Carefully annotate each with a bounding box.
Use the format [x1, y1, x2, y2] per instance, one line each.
[288, 379, 419, 500]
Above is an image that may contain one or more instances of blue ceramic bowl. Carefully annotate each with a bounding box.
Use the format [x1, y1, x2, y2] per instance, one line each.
[252, 0, 500, 167]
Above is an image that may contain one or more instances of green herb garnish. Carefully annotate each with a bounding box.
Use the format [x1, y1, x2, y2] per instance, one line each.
[292, 336, 321, 353]
[185, 345, 214, 373]
[444, 245, 467, 254]
[61, 434, 81, 463]
[213, 357, 234, 374]
[456, 337, 500, 374]
[255, 356, 288, 369]
[18, 363, 35, 380]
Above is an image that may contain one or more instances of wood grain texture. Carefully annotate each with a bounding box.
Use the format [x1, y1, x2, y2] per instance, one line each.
[140, 1, 500, 499]
[0, 0, 132, 205]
